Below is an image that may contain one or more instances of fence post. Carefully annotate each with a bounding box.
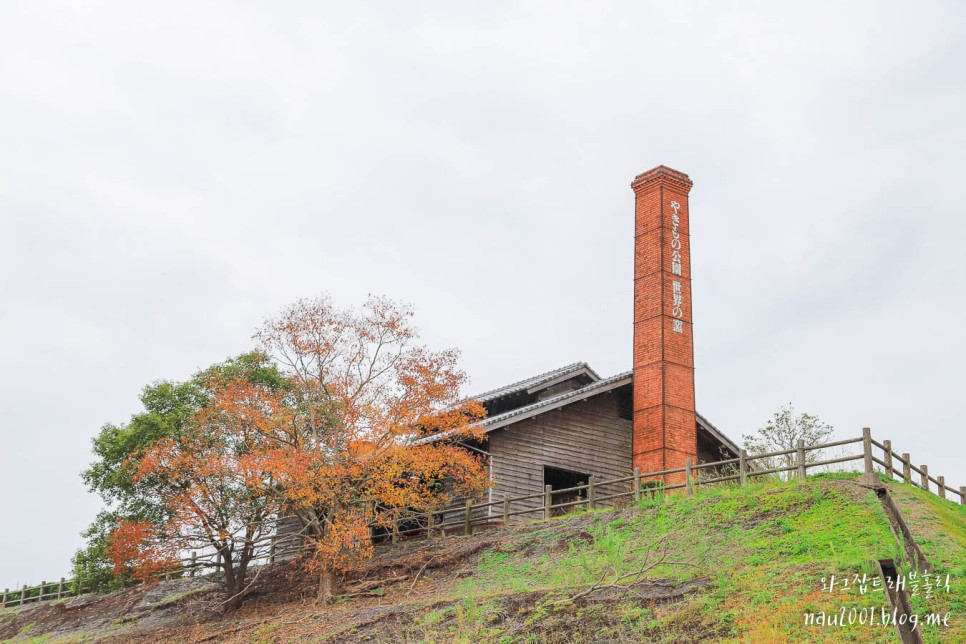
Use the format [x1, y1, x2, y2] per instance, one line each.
[20, 584, 27, 606]
[739, 449, 748, 487]
[503, 494, 510, 527]
[464, 500, 472, 536]
[391, 520, 399, 544]
[960, 486, 966, 506]
[191, 551, 198, 576]
[902, 453, 911, 484]
[920, 465, 929, 492]
[633, 467, 641, 504]
[938, 476, 946, 500]
[57, 578, 64, 600]
[797, 440, 806, 479]
[2, 589, 7, 608]
[883, 440, 893, 479]
[862, 427, 873, 475]
[38, 581, 45, 602]
[588, 475, 597, 510]
[544, 484, 553, 519]
[685, 460, 694, 498]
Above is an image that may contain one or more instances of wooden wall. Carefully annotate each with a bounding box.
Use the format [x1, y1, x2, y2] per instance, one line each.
[697, 431, 726, 464]
[274, 515, 303, 560]
[488, 389, 633, 518]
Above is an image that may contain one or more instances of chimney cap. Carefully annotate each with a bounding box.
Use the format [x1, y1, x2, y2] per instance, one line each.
[631, 165, 693, 193]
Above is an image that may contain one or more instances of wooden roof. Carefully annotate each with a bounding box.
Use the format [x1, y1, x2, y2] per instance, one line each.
[471, 362, 600, 403]
[418, 363, 742, 455]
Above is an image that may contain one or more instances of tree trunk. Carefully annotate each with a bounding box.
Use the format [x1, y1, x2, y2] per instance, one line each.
[220, 550, 248, 613]
[224, 586, 246, 613]
[318, 570, 338, 603]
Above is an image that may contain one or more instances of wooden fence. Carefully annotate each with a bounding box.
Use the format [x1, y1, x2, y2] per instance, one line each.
[3, 428, 963, 609]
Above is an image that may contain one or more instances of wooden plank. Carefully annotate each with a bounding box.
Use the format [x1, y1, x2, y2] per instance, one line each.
[685, 460, 693, 497]
[883, 440, 893, 478]
[862, 427, 873, 475]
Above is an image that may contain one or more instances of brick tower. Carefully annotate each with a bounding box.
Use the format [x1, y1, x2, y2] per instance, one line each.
[631, 166, 697, 483]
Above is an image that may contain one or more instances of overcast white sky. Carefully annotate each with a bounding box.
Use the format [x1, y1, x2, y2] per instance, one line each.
[2, 1, 965, 586]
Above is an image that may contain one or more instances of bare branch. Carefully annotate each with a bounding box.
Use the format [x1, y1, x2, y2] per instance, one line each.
[406, 556, 439, 596]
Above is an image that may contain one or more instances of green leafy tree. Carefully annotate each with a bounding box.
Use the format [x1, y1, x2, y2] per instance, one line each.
[72, 352, 287, 590]
[71, 511, 131, 592]
[741, 404, 834, 478]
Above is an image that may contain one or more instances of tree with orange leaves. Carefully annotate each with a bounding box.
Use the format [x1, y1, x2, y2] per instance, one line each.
[253, 295, 488, 601]
[125, 369, 293, 610]
[82, 296, 485, 609]
[104, 518, 178, 583]
[91, 353, 291, 611]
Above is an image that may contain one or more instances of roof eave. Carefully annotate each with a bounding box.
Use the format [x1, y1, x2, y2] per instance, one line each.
[524, 365, 600, 395]
[483, 372, 632, 432]
[696, 412, 741, 455]
[471, 361, 593, 404]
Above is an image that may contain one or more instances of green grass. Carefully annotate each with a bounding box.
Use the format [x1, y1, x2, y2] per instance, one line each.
[252, 622, 280, 644]
[885, 480, 966, 642]
[439, 477, 904, 642]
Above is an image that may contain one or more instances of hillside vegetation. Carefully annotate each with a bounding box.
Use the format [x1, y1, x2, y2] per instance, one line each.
[2, 474, 964, 643]
[885, 479, 966, 642]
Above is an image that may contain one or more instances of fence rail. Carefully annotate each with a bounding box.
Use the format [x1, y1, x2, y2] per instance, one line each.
[3, 428, 962, 609]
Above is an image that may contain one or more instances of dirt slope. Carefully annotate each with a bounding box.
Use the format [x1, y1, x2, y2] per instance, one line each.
[3, 475, 962, 643]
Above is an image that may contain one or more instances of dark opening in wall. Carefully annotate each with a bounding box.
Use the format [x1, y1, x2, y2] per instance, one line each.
[617, 386, 633, 420]
[544, 466, 590, 516]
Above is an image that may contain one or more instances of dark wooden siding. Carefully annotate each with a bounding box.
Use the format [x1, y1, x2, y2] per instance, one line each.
[488, 388, 633, 519]
[274, 515, 303, 560]
[435, 474, 491, 530]
[697, 432, 723, 464]
[697, 427, 737, 479]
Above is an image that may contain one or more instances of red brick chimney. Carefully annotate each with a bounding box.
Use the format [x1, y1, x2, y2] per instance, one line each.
[631, 166, 696, 484]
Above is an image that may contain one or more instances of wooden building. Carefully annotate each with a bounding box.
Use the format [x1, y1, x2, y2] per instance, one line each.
[279, 165, 739, 541]
[431, 165, 740, 522]
[435, 361, 739, 522]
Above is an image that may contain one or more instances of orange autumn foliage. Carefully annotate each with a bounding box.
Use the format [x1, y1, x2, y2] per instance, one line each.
[120, 369, 287, 608]
[105, 518, 178, 583]
[108, 295, 486, 605]
[252, 295, 488, 586]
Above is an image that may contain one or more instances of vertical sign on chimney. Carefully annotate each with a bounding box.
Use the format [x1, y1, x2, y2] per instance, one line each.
[631, 166, 697, 485]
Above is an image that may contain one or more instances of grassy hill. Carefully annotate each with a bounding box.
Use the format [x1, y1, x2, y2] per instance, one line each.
[2, 473, 964, 642]
[885, 480, 966, 642]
